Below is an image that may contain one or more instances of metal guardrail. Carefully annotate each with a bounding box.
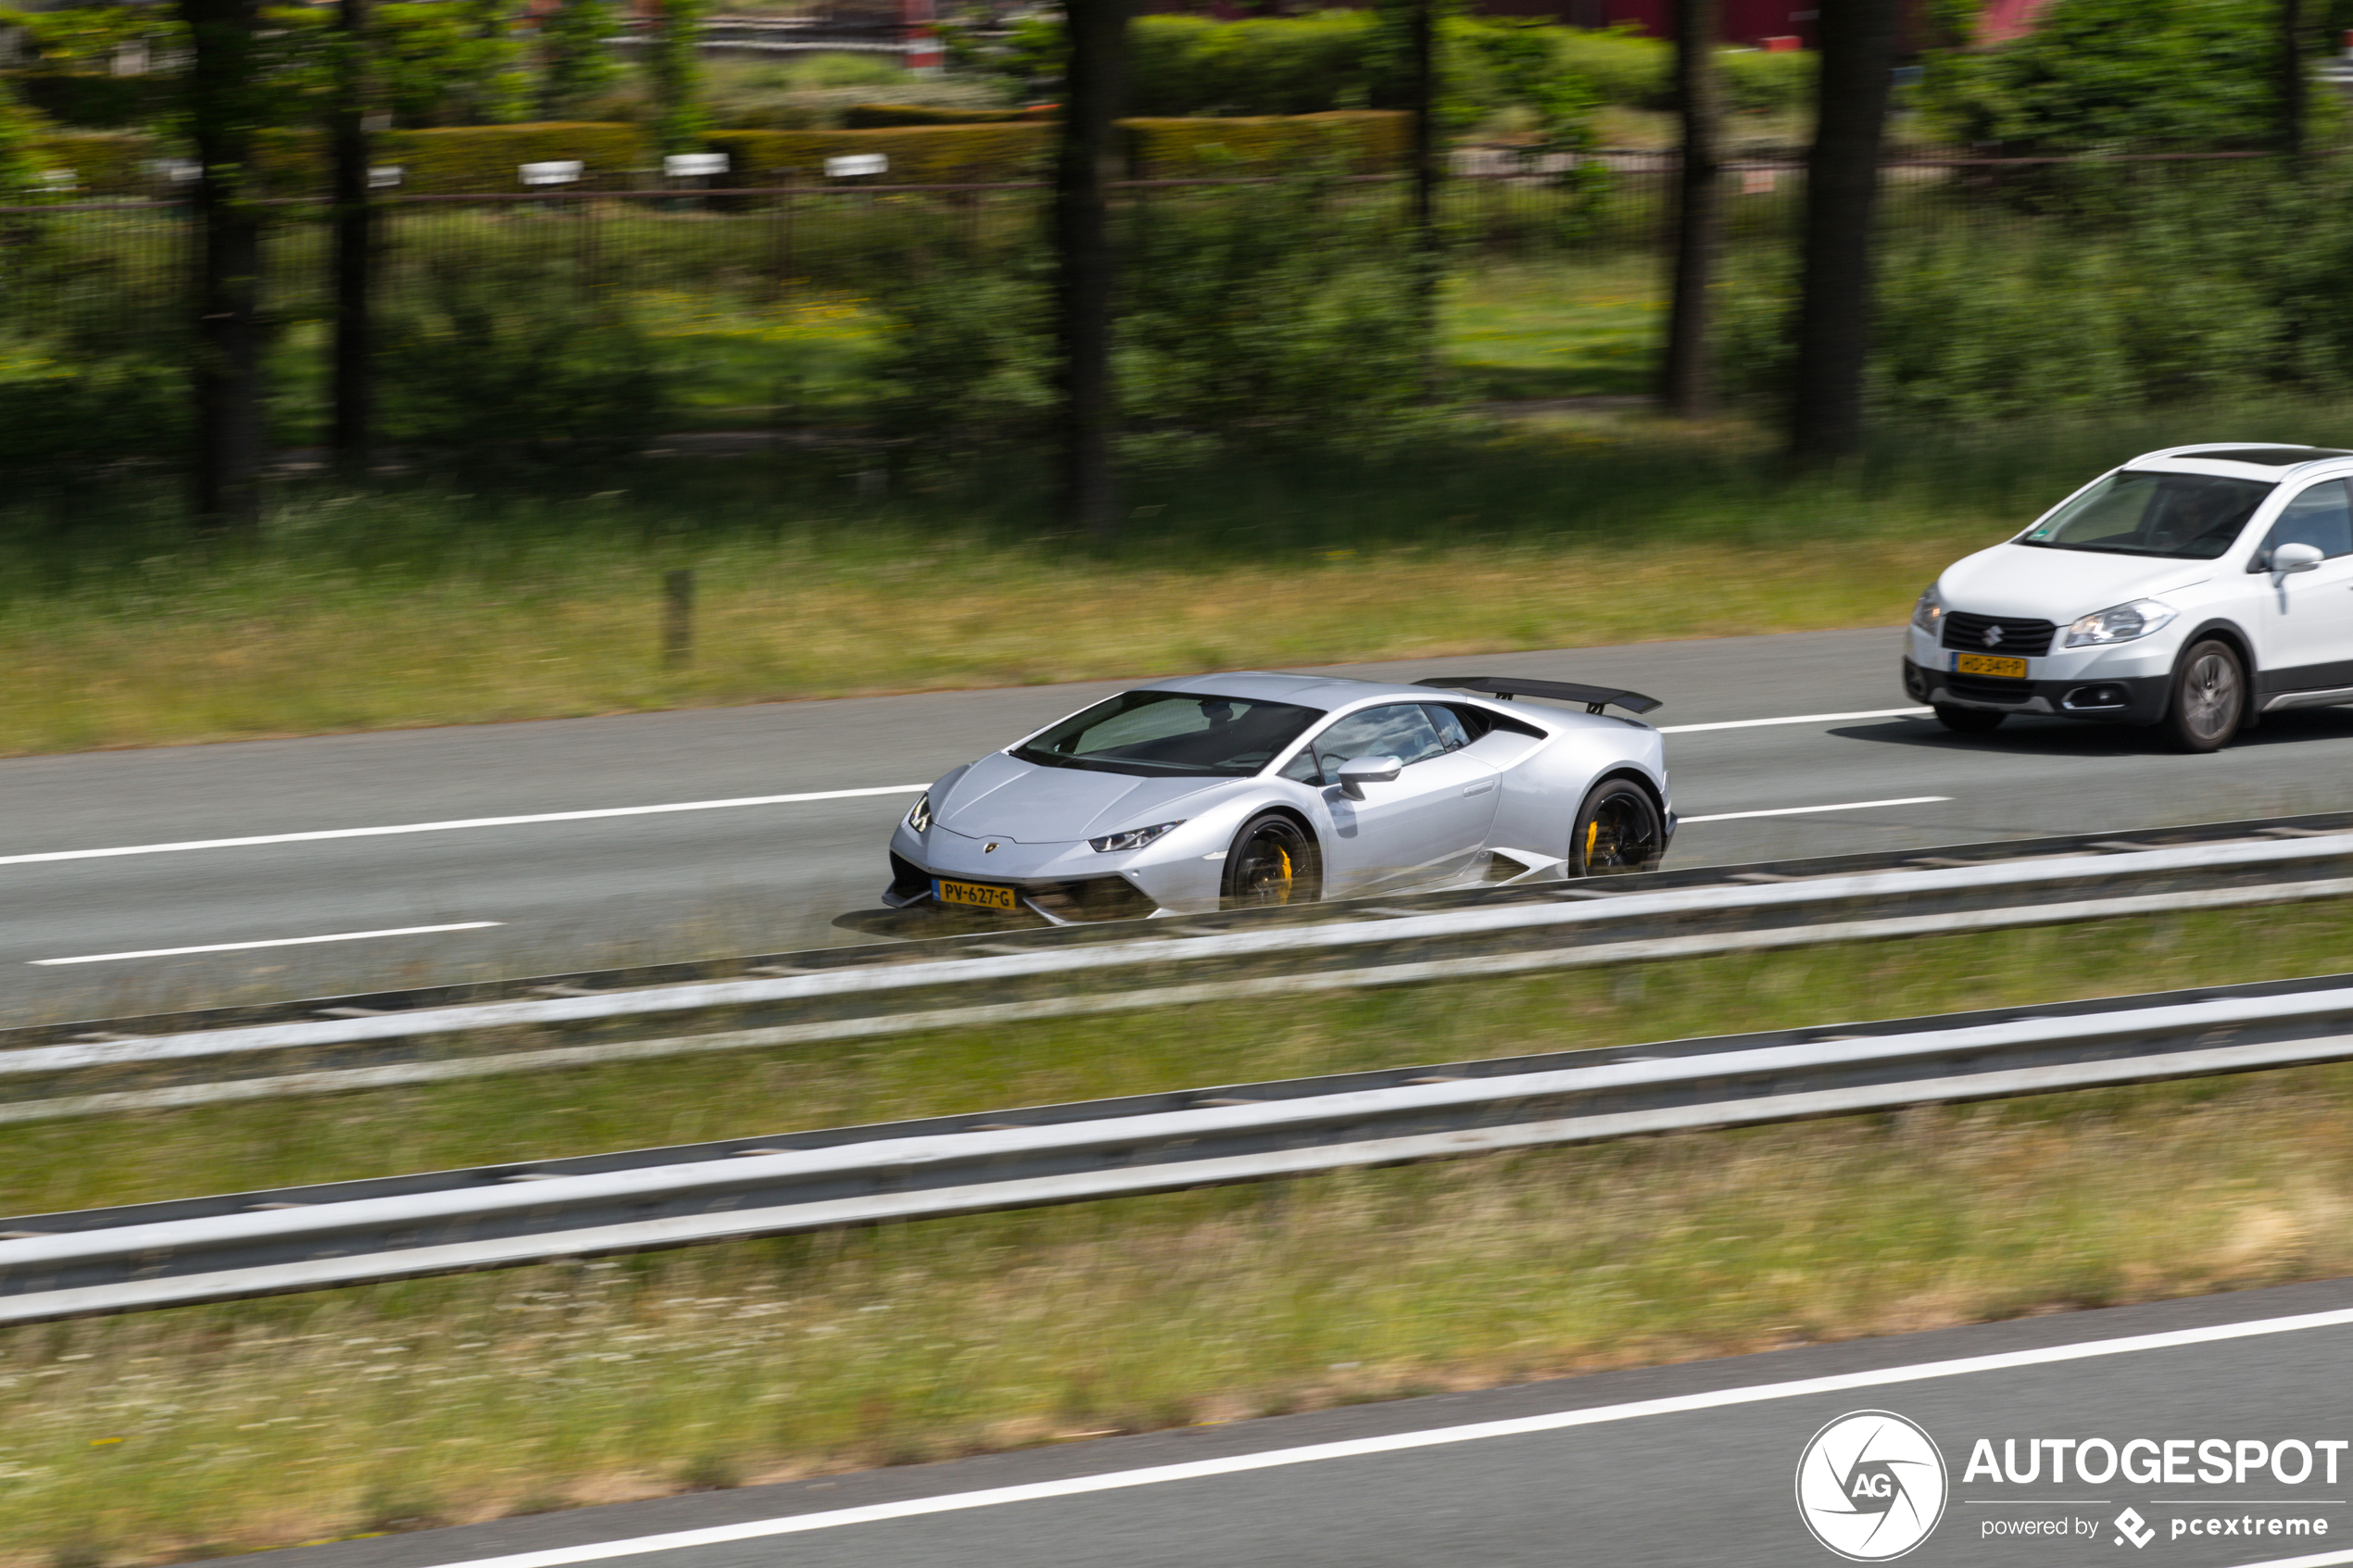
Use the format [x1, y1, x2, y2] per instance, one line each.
[22, 810, 2353, 1055]
[10, 815, 2353, 1124]
[6, 969, 2353, 1326]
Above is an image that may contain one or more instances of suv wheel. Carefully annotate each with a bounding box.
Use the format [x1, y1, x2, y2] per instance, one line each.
[2162, 639, 2246, 753]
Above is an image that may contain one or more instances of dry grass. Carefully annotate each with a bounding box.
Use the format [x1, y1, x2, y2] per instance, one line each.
[6, 899, 2353, 1561]
[0, 532, 1965, 758]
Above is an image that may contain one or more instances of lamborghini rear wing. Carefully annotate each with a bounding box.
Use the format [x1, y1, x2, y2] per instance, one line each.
[1416, 675, 1664, 717]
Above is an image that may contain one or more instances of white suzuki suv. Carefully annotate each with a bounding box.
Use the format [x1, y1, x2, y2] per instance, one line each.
[1904, 443, 2353, 752]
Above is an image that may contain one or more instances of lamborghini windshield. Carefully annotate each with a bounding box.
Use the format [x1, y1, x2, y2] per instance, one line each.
[1014, 691, 1323, 778]
[2019, 471, 2275, 559]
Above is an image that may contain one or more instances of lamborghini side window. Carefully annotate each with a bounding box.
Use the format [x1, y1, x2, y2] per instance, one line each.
[1312, 705, 1449, 774]
[1423, 705, 1472, 751]
[1278, 746, 1324, 784]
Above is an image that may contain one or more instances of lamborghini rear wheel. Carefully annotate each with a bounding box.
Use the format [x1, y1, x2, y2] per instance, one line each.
[1568, 777, 1664, 878]
[1223, 813, 1321, 908]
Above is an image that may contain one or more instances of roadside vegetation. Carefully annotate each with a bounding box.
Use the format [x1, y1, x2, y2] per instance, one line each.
[10, 390, 2353, 756]
[7, 896, 2353, 1561]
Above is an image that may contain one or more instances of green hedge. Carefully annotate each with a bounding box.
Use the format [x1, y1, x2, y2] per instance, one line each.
[707, 123, 1052, 182]
[1124, 110, 1408, 176]
[26, 131, 151, 195]
[712, 111, 1409, 184]
[256, 122, 650, 194]
[19, 112, 1412, 198]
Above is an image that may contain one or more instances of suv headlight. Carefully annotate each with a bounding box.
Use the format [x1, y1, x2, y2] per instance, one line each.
[906, 793, 933, 833]
[2064, 599, 2177, 647]
[1910, 585, 1944, 633]
[1089, 820, 1184, 853]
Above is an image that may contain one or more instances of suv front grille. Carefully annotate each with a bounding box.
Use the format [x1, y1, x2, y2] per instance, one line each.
[1942, 611, 2056, 658]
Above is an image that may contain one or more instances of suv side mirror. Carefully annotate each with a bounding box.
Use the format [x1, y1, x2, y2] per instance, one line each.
[2271, 541, 2325, 574]
[1335, 754, 1403, 799]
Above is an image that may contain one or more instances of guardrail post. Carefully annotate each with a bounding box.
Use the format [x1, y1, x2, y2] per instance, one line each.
[663, 568, 695, 670]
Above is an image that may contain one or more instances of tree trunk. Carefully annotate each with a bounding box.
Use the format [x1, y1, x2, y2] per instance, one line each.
[331, 0, 372, 480]
[2281, 0, 2307, 157]
[1661, 0, 1722, 419]
[1785, 0, 1900, 466]
[1054, 0, 1126, 541]
[182, 0, 264, 538]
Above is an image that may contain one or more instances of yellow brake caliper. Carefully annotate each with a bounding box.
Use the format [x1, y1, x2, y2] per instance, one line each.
[1586, 819, 1600, 858]
[1276, 845, 1294, 899]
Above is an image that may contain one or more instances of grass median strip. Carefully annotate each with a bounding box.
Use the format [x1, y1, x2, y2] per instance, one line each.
[6, 898, 2353, 1561]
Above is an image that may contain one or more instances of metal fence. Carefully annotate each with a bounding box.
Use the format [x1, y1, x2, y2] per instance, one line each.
[0, 148, 2314, 335]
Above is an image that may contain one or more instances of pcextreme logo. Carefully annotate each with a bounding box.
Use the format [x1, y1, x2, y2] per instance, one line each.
[1796, 1410, 1952, 1562]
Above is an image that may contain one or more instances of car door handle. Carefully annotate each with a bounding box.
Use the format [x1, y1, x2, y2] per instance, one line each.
[1462, 780, 1495, 797]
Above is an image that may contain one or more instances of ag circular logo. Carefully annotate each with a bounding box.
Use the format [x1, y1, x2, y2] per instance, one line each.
[1794, 1410, 1949, 1561]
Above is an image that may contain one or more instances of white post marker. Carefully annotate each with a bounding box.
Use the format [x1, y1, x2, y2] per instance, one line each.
[368, 165, 404, 189]
[519, 160, 584, 187]
[824, 153, 888, 179]
[662, 152, 729, 179]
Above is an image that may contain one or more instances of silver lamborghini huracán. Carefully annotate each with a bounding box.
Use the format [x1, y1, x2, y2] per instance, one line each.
[883, 671, 1674, 922]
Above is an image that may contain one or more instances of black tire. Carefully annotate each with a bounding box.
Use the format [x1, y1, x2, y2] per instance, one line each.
[2162, 638, 2246, 753]
[1933, 703, 2006, 734]
[1568, 776, 1665, 878]
[1222, 812, 1321, 908]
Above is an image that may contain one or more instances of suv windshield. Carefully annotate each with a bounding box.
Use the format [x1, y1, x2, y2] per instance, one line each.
[1014, 691, 1323, 778]
[2019, 471, 2275, 559]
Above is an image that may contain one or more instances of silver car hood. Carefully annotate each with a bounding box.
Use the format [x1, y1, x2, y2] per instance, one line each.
[936, 752, 1233, 843]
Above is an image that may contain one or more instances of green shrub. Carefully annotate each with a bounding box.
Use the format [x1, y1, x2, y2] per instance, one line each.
[1718, 169, 2353, 420]
[869, 174, 1434, 449]
[0, 343, 183, 475]
[24, 129, 146, 194]
[1123, 110, 1410, 176]
[1129, 12, 1378, 118]
[1719, 47, 1816, 118]
[872, 261, 1053, 440]
[0, 73, 44, 194]
[1547, 26, 1669, 109]
[377, 256, 670, 467]
[1920, 0, 2281, 151]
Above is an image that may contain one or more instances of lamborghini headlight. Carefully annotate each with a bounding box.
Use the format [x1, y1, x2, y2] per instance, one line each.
[1088, 820, 1184, 853]
[1910, 584, 1944, 634]
[906, 793, 933, 832]
[2064, 598, 2176, 647]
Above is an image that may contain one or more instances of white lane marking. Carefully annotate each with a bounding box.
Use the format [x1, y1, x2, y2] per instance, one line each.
[416, 1303, 2353, 1568]
[1680, 796, 1951, 825]
[0, 786, 929, 869]
[31, 922, 503, 966]
[1661, 707, 1931, 734]
[2231, 1552, 2353, 1568]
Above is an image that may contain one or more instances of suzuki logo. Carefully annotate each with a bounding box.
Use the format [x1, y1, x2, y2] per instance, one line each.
[1982, 625, 2005, 647]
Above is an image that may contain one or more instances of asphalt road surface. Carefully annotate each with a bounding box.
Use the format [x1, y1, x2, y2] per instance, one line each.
[9, 626, 2353, 1018]
[218, 1276, 2353, 1568]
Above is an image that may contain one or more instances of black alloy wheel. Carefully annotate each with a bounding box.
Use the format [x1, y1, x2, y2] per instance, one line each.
[2163, 638, 2246, 754]
[1933, 703, 2006, 734]
[1568, 777, 1665, 878]
[1222, 813, 1321, 908]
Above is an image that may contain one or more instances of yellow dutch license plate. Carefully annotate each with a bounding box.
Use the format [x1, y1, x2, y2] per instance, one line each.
[1953, 653, 2028, 679]
[935, 878, 1018, 910]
